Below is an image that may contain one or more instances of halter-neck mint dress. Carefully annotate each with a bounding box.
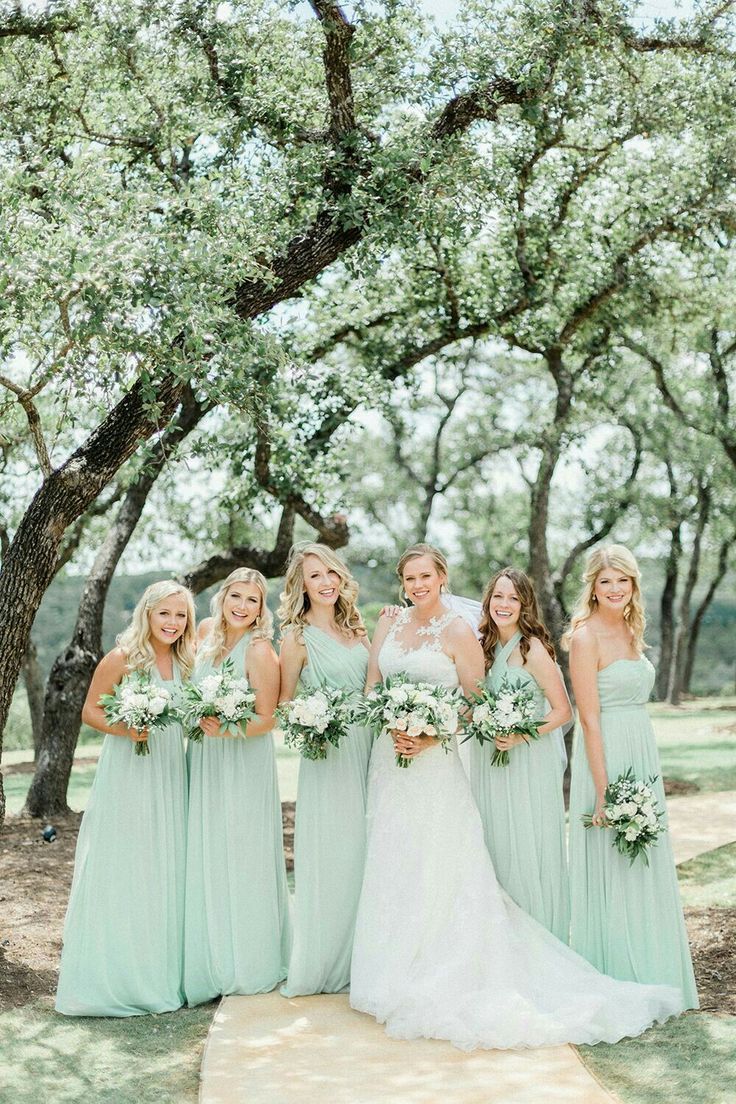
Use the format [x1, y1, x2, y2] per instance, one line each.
[468, 631, 569, 943]
[281, 625, 373, 996]
[184, 632, 291, 1004]
[568, 655, 698, 1010]
[56, 662, 187, 1016]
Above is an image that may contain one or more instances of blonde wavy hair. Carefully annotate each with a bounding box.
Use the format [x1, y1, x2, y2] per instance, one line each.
[117, 580, 196, 678]
[199, 568, 273, 664]
[396, 543, 449, 602]
[561, 545, 647, 653]
[278, 542, 366, 642]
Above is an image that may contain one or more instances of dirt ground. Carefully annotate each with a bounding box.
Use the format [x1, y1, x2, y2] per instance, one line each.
[0, 803, 731, 1015]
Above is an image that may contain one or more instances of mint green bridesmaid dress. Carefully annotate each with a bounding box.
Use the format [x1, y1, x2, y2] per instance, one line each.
[56, 665, 187, 1016]
[469, 631, 570, 942]
[184, 632, 291, 1005]
[568, 656, 698, 1010]
[281, 626, 373, 995]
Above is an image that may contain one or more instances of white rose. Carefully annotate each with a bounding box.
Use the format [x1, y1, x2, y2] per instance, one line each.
[624, 826, 639, 841]
[148, 697, 167, 717]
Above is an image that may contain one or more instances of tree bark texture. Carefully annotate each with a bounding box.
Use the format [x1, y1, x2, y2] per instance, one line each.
[23, 388, 206, 819]
[0, 374, 187, 826]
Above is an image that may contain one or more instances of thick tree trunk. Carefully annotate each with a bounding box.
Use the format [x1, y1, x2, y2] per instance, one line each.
[668, 488, 710, 706]
[0, 373, 187, 827]
[20, 638, 45, 760]
[23, 388, 206, 819]
[656, 521, 682, 700]
[683, 535, 732, 694]
[528, 352, 573, 649]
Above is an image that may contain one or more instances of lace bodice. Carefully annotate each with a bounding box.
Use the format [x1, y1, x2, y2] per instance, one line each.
[378, 608, 460, 690]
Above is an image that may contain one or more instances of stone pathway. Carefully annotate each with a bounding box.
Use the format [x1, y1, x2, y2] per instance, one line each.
[199, 790, 736, 1104]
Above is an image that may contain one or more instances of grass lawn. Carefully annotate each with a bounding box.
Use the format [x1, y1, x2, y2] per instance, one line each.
[578, 1013, 735, 1104]
[3, 737, 301, 814]
[0, 999, 213, 1104]
[1, 699, 733, 1104]
[677, 843, 736, 908]
[648, 707, 736, 793]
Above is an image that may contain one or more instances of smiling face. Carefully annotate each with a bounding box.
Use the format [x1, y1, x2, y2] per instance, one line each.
[593, 567, 634, 614]
[302, 553, 341, 610]
[223, 582, 263, 632]
[149, 593, 189, 647]
[401, 554, 445, 609]
[489, 575, 521, 631]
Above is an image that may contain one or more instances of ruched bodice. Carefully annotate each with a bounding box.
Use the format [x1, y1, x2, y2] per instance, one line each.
[597, 657, 655, 711]
[301, 625, 368, 692]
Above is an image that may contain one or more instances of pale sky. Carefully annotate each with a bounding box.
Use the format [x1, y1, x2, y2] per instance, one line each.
[420, 0, 697, 21]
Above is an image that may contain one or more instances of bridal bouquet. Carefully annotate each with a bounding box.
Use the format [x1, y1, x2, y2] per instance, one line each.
[463, 676, 542, 767]
[99, 670, 177, 756]
[274, 686, 355, 760]
[582, 769, 666, 866]
[353, 675, 461, 768]
[180, 659, 256, 741]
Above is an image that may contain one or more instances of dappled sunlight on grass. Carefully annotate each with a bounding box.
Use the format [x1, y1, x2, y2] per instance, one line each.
[678, 843, 736, 908]
[0, 999, 213, 1104]
[578, 1013, 735, 1104]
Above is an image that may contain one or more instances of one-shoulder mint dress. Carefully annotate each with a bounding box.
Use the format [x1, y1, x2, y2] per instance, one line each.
[281, 626, 373, 995]
[469, 631, 570, 942]
[568, 656, 698, 1010]
[184, 632, 291, 1005]
[56, 664, 187, 1016]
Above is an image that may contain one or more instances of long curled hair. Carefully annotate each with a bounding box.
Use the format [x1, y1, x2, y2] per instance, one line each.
[199, 568, 273, 664]
[396, 543, 449, 602]
[278, 543, 365, 642]
[561, 545, 647, 653]
[478, 567, 555, 671]
[117, 580, 196, 678]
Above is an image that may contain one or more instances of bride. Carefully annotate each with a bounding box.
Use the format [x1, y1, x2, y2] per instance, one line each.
[349, 543, 682, 1051]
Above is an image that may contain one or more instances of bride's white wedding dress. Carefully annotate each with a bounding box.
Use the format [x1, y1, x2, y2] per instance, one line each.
[349, 610, 681, 1051]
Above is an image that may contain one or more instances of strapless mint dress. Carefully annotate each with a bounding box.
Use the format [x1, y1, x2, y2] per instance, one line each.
[568, 656, 698, 1010]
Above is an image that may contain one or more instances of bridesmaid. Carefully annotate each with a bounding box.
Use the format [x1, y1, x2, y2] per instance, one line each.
[564, 545, 698, 1009]
[184, 568, 291, 1005]
[56, 580, 194, 1016]
[470, 567, 571, 942]
[279, 543, 373, 996]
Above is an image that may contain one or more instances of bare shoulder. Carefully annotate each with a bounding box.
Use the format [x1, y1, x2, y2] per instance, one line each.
[569, 622, 599, 659]
[524, 636, 557, 677]
[445, 615, 477, 646]
[278, 628, 306, 656]
[96, 647, 129, 680]
[197, 617, 213, 641]
[247, 638, 279, 675]
[525, 636, 555, 665]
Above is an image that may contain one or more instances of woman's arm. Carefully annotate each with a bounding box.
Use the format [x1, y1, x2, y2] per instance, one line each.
[278, 630, 307, 704]
[81, 648, 148, 745]
[448, 621, 486, 699]
[364, 614, 393, 692]
[569, 626, 607, 824]
[244, 640, 281, 736]
[494, 639, 571, 751]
